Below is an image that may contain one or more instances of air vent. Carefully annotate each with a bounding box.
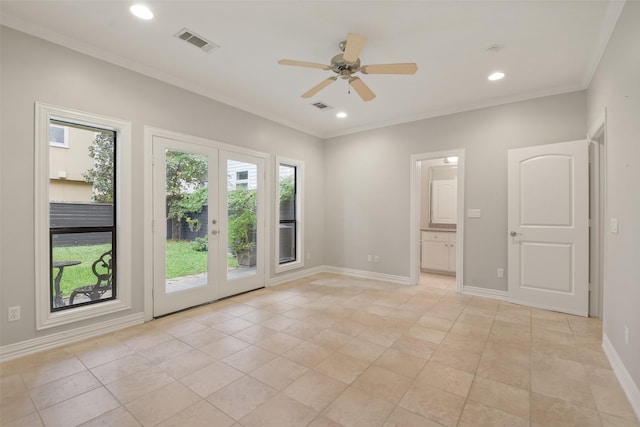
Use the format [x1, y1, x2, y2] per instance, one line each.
[175, 28, 220, 53]
[311, 101, 333, 110]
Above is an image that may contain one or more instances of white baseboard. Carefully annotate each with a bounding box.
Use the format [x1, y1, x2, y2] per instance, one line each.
[322, 266, 411, 285]
[602, 333, 640, 421]
[267, 266, 326, 287]
[0, 312, 145, 363]
[462, 285, 508, 301]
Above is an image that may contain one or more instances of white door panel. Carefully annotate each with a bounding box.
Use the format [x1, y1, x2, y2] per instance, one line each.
[153, 136, 219, 317]
[218, 151, 265, 297]
[520, 156, 573, 226]
[508, 140, 589, 316]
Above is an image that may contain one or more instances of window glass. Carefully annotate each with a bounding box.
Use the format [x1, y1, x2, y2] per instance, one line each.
[278, 164, 296, 264]
[49, 124, 68, 147]
[49, 122, 116, 311]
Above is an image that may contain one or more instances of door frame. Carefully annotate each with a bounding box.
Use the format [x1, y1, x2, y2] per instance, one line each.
[587, 111, 607, 318]
[143, 127, 270, 321]
[410, 149, 465, 291]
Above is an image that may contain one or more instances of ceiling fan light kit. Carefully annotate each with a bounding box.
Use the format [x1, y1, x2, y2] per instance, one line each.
[278, 33, 418, 102]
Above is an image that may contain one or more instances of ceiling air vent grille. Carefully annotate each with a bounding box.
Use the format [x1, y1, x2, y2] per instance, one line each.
[311, 101, 332, 110]
[175, 28, 220, 53]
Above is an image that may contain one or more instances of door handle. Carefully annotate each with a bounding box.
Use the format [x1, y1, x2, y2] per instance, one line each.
[211, 229, 218, 236]
[510, 231, 521, 237]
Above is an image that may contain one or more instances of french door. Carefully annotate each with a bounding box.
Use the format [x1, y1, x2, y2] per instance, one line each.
[152, 136, 265, 317]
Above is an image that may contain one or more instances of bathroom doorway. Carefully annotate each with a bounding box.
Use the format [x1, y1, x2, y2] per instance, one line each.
[410, 150, 465, 291]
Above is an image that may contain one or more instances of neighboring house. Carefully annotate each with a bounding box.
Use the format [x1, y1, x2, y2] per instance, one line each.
[226, 160, 258, 191]
[48, 124, 95, 202]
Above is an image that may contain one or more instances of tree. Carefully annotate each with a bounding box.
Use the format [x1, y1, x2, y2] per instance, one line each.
[164, 151, 208, 240]
[83, 140, 208, 240]
[82, 132, 114, 203]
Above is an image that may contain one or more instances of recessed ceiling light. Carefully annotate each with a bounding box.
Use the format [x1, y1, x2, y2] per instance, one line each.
[130, 4, 153, 20]
[488, 71, 505, 81]
[336, 112, 347, 119]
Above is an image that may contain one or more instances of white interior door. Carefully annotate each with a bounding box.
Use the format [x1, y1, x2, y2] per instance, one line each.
[507, 140, 589, 316]
[152, 138, 265, 317]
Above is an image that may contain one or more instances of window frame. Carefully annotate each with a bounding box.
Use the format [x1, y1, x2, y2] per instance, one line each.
[275, 156, 304, 273]
[35, 102, 132, 330]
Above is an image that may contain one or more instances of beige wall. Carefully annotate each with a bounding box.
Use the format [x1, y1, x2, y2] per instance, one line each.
[587, 0, 640, 397]
[49, 179, 92, 202]
[49, 126, 98, 202]
[0, 26, 325, 347]
[323, 91, 586, 287]
[48, 127, 95, 181]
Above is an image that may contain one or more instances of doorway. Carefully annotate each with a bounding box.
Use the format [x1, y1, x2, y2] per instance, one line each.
[410, 149, 465, 291]
[150, 133, 266, 317]
[588, 115, 606, 318]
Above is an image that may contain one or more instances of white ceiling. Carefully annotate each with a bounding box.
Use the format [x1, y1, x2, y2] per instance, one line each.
[1, 1, 623, 138]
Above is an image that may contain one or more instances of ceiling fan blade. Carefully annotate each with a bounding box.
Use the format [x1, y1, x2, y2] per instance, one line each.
[349, 77, 376, 102]
[361, 63, 418, 75]
[342, 33, 367, 63]
[278, 59, 331, 70]
[301, 77, 337, 98]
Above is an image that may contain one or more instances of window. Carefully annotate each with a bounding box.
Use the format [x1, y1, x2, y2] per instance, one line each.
[49, 124, 69, 147]
[275, 157, 304, 272]
[35, 103, 132, 329]
[235, 170, 249, 189]
[49, 123, 116, 312]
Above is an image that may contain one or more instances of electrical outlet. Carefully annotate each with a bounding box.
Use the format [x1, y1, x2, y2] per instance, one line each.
[497, 268, 504, 278]
[8, 306, 20, 322]
[625, 325, 629, 344]
[367, 255, 372, 262]
[306, 252, 311, 260]
[374, 255, 379, 263]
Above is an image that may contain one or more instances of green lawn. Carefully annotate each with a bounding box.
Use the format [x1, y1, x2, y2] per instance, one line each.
[53, 240, 237, 296]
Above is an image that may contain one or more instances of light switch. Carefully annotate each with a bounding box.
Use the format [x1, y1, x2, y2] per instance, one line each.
[609, 218, 619, 234]
[467, 209, 481, 218]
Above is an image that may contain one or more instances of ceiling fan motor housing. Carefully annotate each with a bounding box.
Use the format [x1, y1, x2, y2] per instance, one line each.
[330, 54, 361, 79]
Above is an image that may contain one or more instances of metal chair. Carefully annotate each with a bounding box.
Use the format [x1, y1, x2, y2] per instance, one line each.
[69, 250, 113, 304]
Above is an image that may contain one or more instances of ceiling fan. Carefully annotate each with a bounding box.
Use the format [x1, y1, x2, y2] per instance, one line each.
[278, 33, 418, 102]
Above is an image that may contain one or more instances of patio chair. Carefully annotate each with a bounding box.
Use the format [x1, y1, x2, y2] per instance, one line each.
[69, 250, 113, 304]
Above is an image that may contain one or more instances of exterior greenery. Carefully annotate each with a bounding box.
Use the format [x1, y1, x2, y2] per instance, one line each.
[227, 188, 256, 263]
[82, 132, 114, 203]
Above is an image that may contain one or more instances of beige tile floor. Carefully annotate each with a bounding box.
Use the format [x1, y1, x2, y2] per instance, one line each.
[1, 273, 639, 427]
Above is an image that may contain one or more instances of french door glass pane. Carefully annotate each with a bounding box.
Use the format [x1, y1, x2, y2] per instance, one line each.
[227, 160, 257, 280]
[164, 150, 209, 293]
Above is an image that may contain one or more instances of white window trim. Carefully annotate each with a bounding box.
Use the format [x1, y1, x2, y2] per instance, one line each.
[275, 156, 304, 273]
[35, 102, 132, 330]
[49, 124, 69, 148]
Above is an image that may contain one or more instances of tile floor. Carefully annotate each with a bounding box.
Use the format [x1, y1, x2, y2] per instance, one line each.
[1, 273, 638, 427]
